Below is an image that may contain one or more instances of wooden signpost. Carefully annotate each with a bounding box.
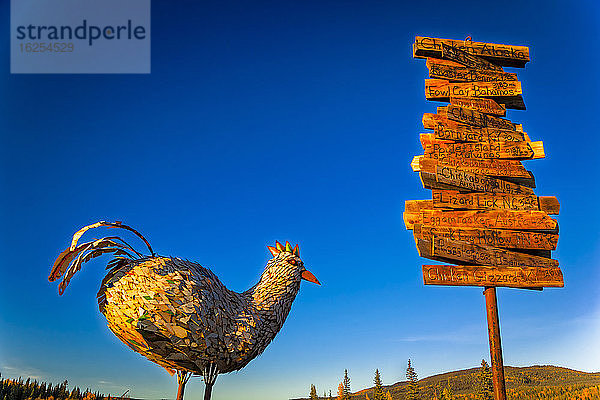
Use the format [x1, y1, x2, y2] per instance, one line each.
[407, 36, 562, 400]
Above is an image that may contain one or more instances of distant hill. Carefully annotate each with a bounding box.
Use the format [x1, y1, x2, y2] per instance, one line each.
[292, 365, 600, 400]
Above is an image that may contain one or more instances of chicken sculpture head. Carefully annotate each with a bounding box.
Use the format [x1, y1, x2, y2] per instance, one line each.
[49, 221, 320, 400]
[258, 241, 320, 299]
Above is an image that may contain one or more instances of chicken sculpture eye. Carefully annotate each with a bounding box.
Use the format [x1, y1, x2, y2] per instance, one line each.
[288, 259, 297, 265]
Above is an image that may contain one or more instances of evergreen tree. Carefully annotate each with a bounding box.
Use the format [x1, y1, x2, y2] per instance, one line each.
[7, 385, 18, 400]
[30, 380, 39, 400]
[310, 384, 318, 400]
[373, 369, 385, 400]
[60, 380, 69, 399]
[478, 360, 493, 400]
[52, 382, 61, 399]
[329, 389, 332, 399]
[342, 370, 351, 400]
[439, 380, 454, 400]
[406, 359, 419, 400]
[72, 386, 82, 400]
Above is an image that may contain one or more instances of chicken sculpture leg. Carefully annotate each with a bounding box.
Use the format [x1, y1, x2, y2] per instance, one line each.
[49, 221, 320, 400]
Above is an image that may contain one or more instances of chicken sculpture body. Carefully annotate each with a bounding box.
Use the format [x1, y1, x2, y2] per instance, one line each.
[49, 221, 320, 400]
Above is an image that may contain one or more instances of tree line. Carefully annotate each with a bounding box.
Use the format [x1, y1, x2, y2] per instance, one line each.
[0, 374, 109, 400]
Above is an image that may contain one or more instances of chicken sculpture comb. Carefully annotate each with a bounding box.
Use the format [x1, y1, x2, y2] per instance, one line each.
[267, 241, 300, 257]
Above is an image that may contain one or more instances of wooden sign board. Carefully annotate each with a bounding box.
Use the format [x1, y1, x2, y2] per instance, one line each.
[419, 133, 448, 147]
[413, 36, 530, 67]
[422, 114, 527, 142]
[422, 265, 563, 288]
[417, 236, 559, 268]
[423, 113, 525, 135]
[413, 224, 558, 251]
[419, 166, 535, 195]
[425, 79, 526, 110]
[436, 165, 534, 194]
[406, 196, 558, 215]
[426, 79, 523, 99]
[422, 112, 451, 129]
[417, 209, 558, 231]
[413, 156, 534, 180]
[420, 132, 533, 152]
[427, 59, 517, 86]
[432, 108, 519, 132]
[435, 124, 526, 143]
[424, 140, 544, 161]
[432, 190, 560, 214]
[441, 42, 503, 71]
[444, 105, 516, 130]
[450, 97, 506, 116]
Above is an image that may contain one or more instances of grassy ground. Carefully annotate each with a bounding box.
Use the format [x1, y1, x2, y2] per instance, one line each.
[294, 365, 600, 400]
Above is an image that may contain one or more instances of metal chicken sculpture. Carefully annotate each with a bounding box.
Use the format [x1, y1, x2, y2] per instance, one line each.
[49, 221, 320, 400]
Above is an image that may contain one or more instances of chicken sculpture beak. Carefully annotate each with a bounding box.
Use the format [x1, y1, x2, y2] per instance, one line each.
[301, 269, 321, 285]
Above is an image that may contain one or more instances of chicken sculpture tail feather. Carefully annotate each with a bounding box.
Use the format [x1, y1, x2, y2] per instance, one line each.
[49, 221, 154, 295]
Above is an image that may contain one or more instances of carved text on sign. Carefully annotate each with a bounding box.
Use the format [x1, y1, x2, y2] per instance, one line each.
[434, 165, 534, 194]
[427, 59, 517, 85]
[422, 265, 563, 288]
[424, 141, 542, 161]
[420, 210, 557, 231]
[450, 97, 506, 116]
[416, 157, 531, 178]
[426, 79, 523, 99]
[414, 36, 530, 67]
[413, 224, 558, 250]
[427, 237, 559, 268]
[431, 191, 559, 213]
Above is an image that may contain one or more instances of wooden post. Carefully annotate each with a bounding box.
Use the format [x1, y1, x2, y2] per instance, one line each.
[484, 287, 507, 400]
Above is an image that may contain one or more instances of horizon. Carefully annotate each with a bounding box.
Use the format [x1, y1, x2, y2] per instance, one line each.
[1, 1, 600, 400]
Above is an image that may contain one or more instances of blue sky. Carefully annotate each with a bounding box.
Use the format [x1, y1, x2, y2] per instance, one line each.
[1, 1, 599, 399]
